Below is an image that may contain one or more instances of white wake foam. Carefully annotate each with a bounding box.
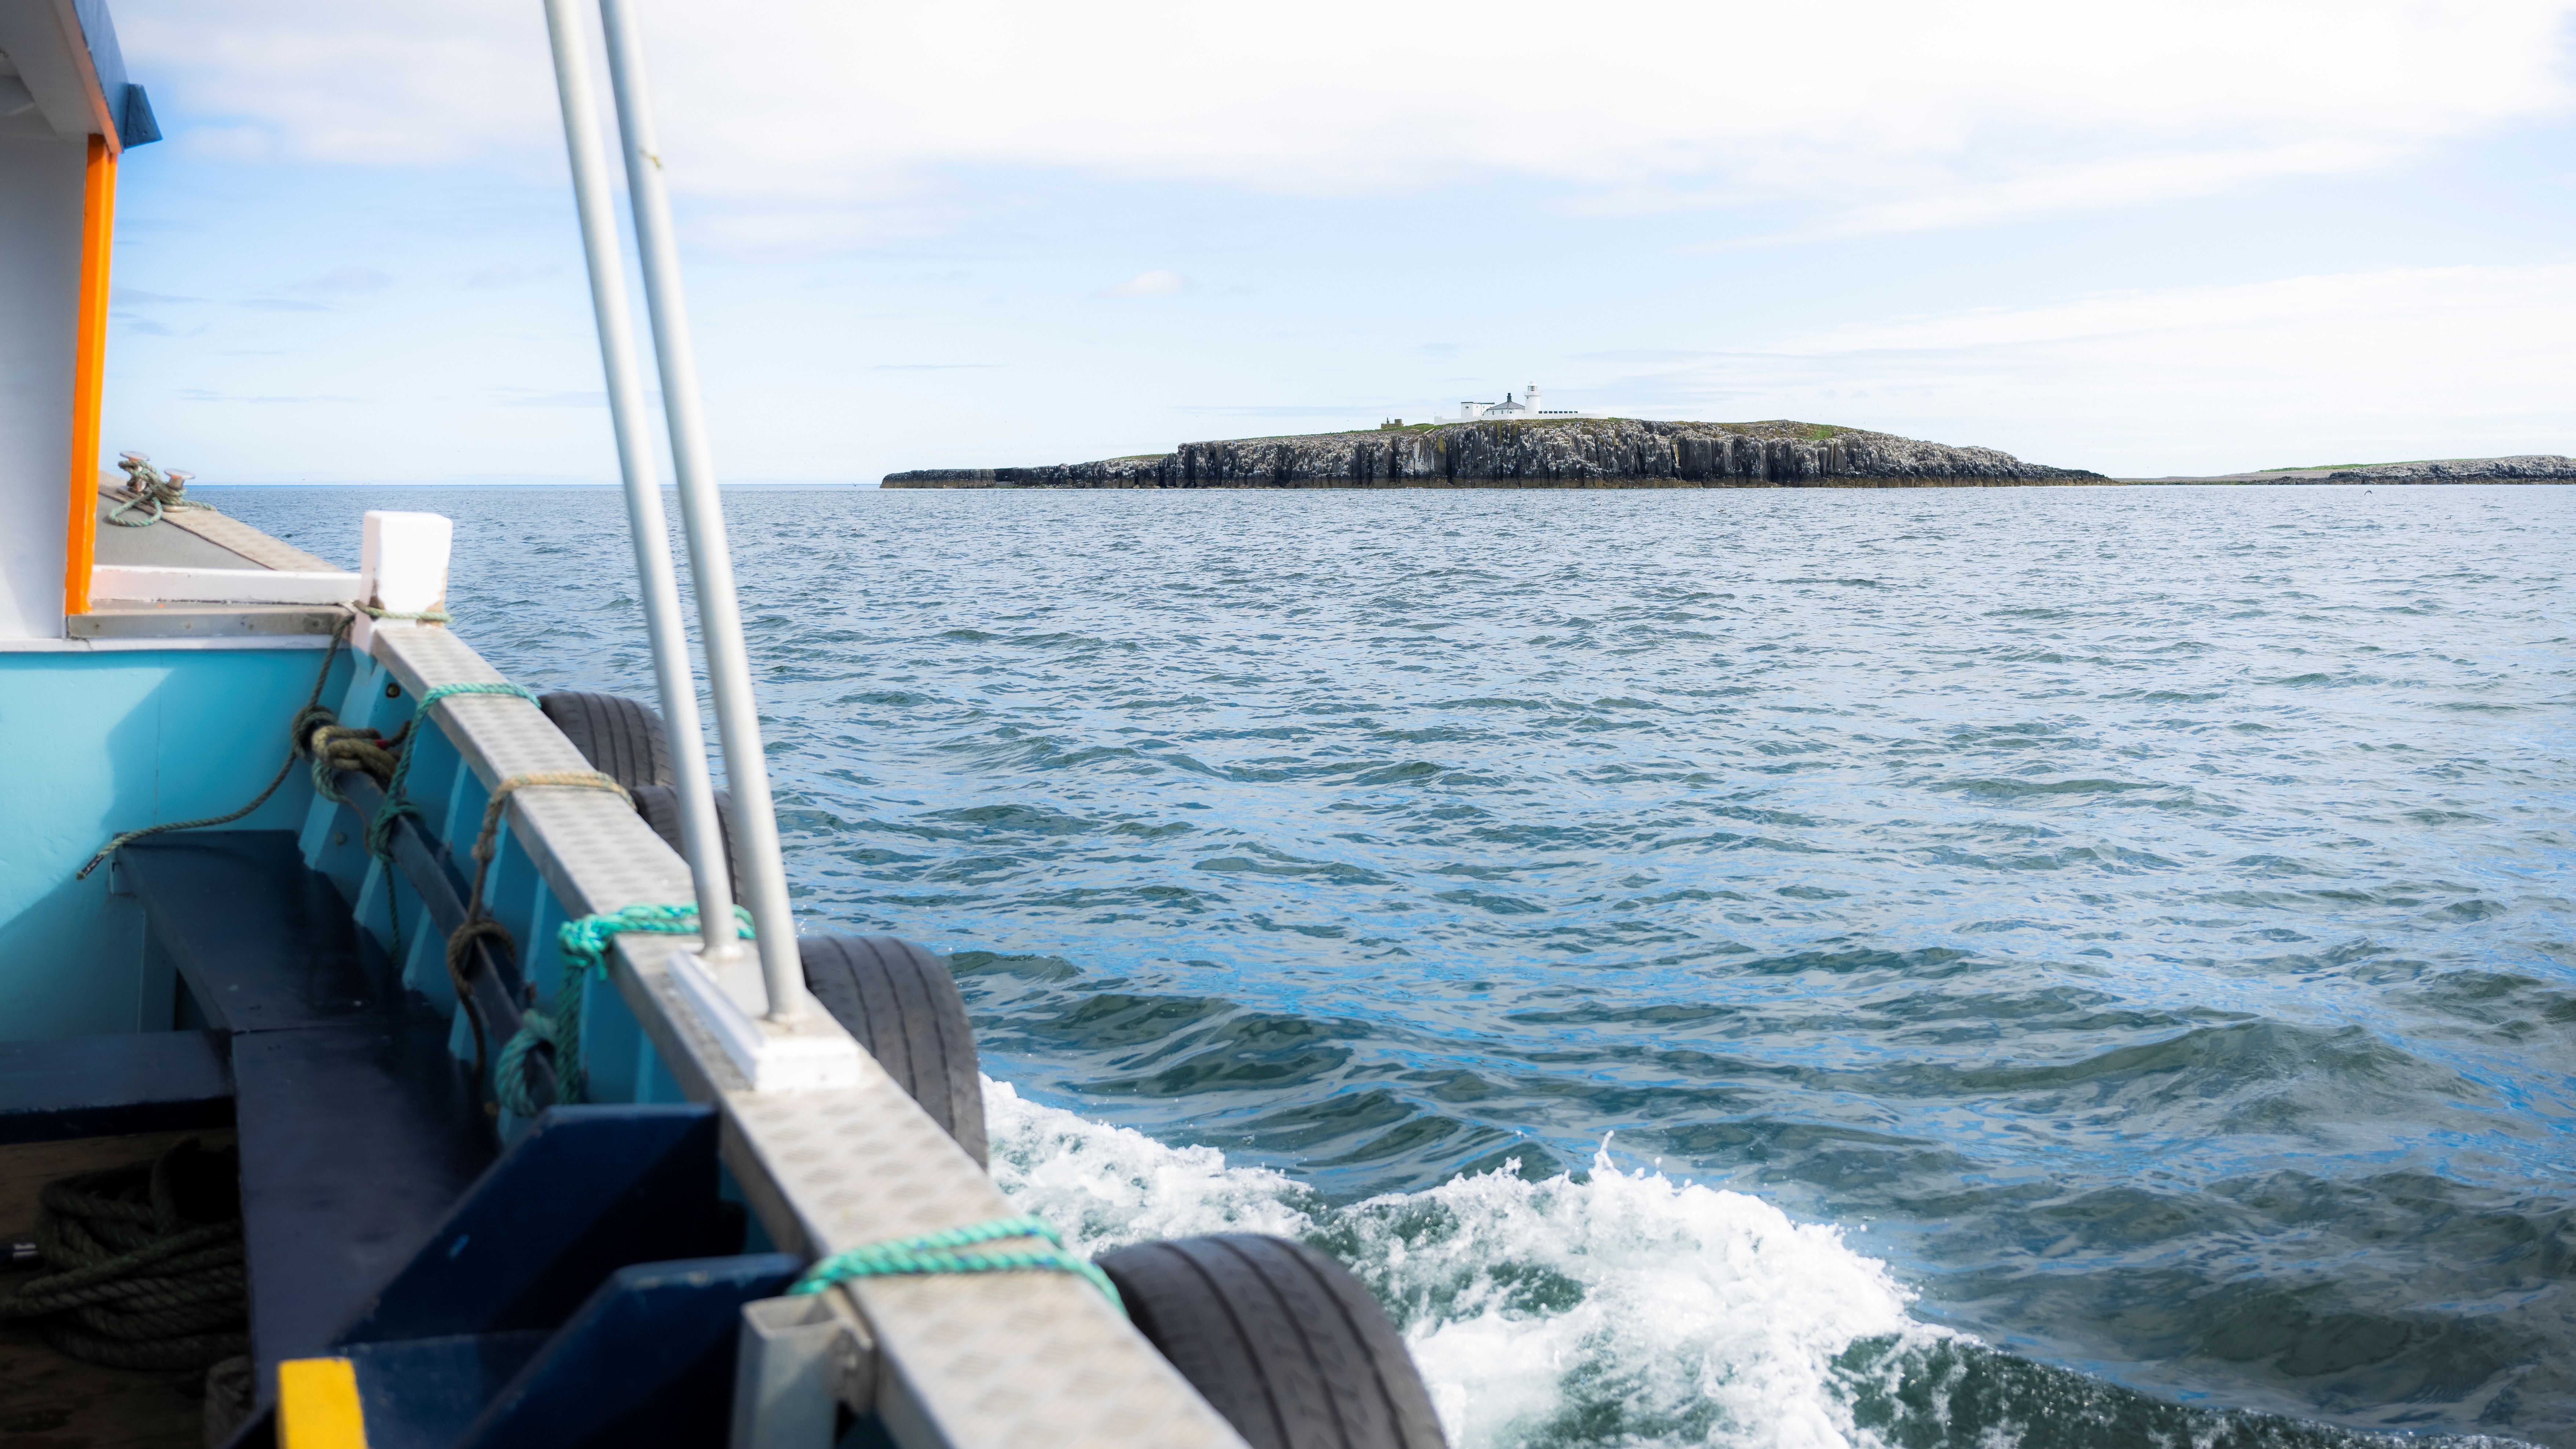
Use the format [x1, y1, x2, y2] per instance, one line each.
[985, 1080, 1934, 1449]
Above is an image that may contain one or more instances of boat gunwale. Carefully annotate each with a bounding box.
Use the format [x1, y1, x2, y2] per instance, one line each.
[363, 622, 1247, 1449]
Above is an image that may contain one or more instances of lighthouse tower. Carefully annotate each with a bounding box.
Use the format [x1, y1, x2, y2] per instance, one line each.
[1444, 382, 1594, 422]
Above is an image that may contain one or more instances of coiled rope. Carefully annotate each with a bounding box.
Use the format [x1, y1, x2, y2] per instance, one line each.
[299, 707, 399, 807]
[496, 902, 750, 1118]
[0, 1139, 246, 1370]
[788, 1214, 1122, 1312]
[448, 770, 631, 1107]
[104, 452, 209, 529]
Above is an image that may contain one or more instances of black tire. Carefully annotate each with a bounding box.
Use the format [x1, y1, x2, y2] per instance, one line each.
[630, 784, 743, 900]
[799, 937, 987, 1167]
[1096, 1235, 1447, 1449]
[539, 691, 673, 789]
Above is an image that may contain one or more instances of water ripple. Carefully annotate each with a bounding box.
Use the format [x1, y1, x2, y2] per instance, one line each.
[216, 482, 2575, 1447]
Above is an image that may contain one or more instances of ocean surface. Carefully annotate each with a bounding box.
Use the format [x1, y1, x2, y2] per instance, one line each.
[212, 483, 2574, 1449]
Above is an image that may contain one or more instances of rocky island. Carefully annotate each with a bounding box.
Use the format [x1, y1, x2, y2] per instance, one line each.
[2135, 456, 2576, 484]
[882, 418, 2107, 489]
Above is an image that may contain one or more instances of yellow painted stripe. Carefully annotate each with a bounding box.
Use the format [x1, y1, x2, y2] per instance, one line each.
[276, 1356, 369, 1449]
[63, 134, 115, 620]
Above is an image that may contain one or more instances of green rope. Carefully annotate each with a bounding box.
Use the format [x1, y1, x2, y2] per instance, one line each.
[104, 453, 209, 529]
[449, 771, 631, 1108]
[0, 1139, 246, 1371]
[380, 682, 539, 807]
[496, 902, 752, 1117]
[368, 682, 539, 946]
[789, 1214, 1122, 1312]
[360, 605, 451, 624]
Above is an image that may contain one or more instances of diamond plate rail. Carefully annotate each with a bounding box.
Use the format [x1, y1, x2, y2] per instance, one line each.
[372, 628, 1247, 1449]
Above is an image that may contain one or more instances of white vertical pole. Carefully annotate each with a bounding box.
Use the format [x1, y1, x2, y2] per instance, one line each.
[540, 0, 740, 961]
[595, 0, 808, 1023]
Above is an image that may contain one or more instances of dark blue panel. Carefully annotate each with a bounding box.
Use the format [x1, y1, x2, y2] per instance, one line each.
[119, 83, 158, 147]
[124, 833, 427, 1033]
[68, 0, 157, 148]
[231, 1022, 496, 1390]
[338, 1105, 730, 1343]
[334, 770, 547, 1107]
[457, 1255, 801, 1449]
[0, 1029, 230, 1144]
[344, 1331, 549, 1449]
[213, 1406, 275, 1449]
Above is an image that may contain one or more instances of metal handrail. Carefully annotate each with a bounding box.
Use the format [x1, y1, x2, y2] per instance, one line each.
[592, 0, 808, 1025]
[544, 0, 814, 1025]
[540, 0, 739, 970]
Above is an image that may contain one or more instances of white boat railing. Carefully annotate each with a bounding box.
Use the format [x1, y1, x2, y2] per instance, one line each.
[530, 9, 1251, 1448]
[539, 0, 738, 982]
[542, 0, 809, 1033]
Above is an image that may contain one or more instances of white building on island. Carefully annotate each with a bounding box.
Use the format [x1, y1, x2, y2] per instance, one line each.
[1447, 383, 1596, 422]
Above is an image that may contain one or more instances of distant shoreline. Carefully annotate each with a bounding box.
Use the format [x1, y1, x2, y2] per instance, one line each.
[2116, 457, 2575, 484]
[885, 418, 2574, 490]
[885, 417, 2106, 490]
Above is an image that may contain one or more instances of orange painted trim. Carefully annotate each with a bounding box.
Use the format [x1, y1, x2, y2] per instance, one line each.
[64, 135, 115, 619]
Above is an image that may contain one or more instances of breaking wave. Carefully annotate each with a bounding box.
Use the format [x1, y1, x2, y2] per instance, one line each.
[988, 1081, 2539, 1449]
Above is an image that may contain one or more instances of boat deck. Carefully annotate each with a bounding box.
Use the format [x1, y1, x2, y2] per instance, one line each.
[1, 490, 1245, 1448]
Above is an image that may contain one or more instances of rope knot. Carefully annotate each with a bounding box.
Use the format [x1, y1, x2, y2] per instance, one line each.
[106, 452, 212, 529]
[788, 1214, 1122, 1313]
[494, 1008, 565, 1120]
[360, 604, 452, 624]
[73, 614, 356, 880]
[495, 902, 754, 1115]
[445, 769, 635, 1107]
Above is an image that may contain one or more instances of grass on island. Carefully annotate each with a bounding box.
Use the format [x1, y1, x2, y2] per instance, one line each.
[1214, 416, 1852, 445]
[1127, 417, 1882, 451]
[2257, 457, 2501, 472]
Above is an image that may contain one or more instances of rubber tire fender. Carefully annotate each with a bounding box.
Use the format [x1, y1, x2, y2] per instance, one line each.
[629, 784, 744, 901]
[538, 691, 674, 789]
[798, 936, 987, 1167]
[1095, 1234, 1447, 1449]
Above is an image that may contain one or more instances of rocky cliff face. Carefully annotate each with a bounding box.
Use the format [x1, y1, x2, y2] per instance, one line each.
[2301, 456, 2576, 482]
[883, 418, 2107, 489]
[2133, 455, 2576, 484]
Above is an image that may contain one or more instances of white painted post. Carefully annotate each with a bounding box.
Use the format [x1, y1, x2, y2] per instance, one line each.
[353, 511, 453, 653]
[595, 0, 810, 1025]
[540, 0, 741, 963]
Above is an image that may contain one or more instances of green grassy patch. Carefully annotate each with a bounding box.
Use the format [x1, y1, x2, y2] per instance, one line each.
[2259, 457, 2479, 471]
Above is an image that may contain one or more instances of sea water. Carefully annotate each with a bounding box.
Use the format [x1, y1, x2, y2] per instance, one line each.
[213, 484, 2574, 1449]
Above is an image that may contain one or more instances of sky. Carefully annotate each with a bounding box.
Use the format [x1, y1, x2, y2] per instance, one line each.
[97, 0, 2576, 483]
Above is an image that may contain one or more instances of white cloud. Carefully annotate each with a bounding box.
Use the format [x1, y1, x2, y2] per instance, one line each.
[116, 0, 2576, 236]
[1107, 270, 1187, 298]
[1611, 265, 2576, 474]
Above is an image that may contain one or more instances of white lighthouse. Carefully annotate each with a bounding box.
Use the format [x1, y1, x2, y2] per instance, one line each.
[1448, 382, 1592, 422]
